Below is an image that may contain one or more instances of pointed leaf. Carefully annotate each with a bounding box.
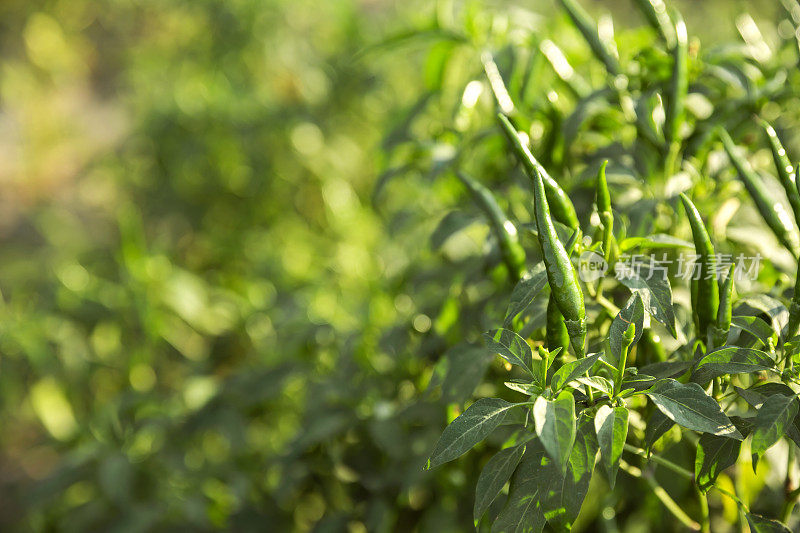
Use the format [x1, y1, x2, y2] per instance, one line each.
[746, 513, 793, 533]
[427, 398, 517, 469]
[618, 264, 677, 337]
[428, 344, 493, 402]
[551, 352, 602, 391]
[505, 265, 548, 326]
[751, 394, 798, 462]
[735, 382, 796, 408]
[691, 347, 776, 383]
[608, 294, 645, 365]
[575, 375, 614, 396]
[621, 374, 658, 392]
[504, 380, 544, 397]
[731, 315, 776, 347]
[645, 379, 742, 439]
[533, 391, 576, 473]
[737, 295, 789, 339]
[492, 412, 597, 533]
[474, 445, 526, 524]
[594, 405, 628, 488]
[645, 409, 675, 453]
[484, 329, 534, 376]
[695, 434, 741, 492]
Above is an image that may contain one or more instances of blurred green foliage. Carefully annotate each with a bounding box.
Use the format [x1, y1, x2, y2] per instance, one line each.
[0, 0, 798, 531]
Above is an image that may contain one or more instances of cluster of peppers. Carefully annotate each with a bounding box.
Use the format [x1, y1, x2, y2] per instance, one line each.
[457, 112, 800, 365]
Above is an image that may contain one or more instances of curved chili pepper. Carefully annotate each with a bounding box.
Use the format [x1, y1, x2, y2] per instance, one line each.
[456, 171, 527, 281]
[530, 161, 587, 356]
[712, 264, 735, 348]
[760, 120, 800, 227]
[720, 129, 800, 255]
[788, 268, 800, 340]
[545, 230, 581, 354]
[680, 193, 719, 341]
[556, 0, 621, 76]
[497, 114, 580, 229]
[596, 160, 613, 262]
[633, 0, 676, 46]
[664, 12, 687, 150]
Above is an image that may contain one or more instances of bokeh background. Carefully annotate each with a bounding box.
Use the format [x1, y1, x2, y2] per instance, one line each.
[0, 0, 789, 531]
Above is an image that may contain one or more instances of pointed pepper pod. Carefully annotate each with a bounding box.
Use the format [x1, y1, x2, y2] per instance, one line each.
[720, 129, 800, 255]
[456, 171, 527, 281]
[680, 193, 719, 340]
[497, 114, 580, 230]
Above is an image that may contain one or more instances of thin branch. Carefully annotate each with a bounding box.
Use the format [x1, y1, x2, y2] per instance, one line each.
[620, 459, 700, 531]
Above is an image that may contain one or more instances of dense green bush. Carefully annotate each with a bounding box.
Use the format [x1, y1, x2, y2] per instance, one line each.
[4, 0, 800, 531]
[388, 0, 800, 531]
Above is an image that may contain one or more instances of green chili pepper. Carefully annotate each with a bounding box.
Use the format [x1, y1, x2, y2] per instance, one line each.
[529, 160, 587, 356]
[760, 120, 800, 227]
[788, 268, 800, 341]
[680, 193, 719, 341]
[456, 171, 527, 281]
[556, 0, 621, 76]
[720, 129, 800, 254]
[614, 323, 636, 397]
[596, 160, 613, 262]
[539, 39, 592, 99]
[632, 0, 676, 47]
[664, 12, 687, 151]
[639, 329, 667, 365]
[497, 114, 580, 230]
[546, 295, 570, 355]
[545, 230, 581, 354]
[711, 264, 735, 348]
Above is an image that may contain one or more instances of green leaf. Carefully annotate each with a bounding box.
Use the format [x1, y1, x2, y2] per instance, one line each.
[751, 394, 798, 465]
[484, 329, 534, 376]
[735, 383, 800, 448]
[695, 433, 741, 492]
[427, 343, 493, 402]
[607, 294, 645, 365]
[533, 391, 577, 473]
[575, 375, 614, 396]
[492, 412, 597, 532]
[645, 409, 675, 453]
[504, 265, 548, 326]
[731, 315, 775, 347]
[427, 398, 518, 469]
[594, 405, 628, 488]
[474, 445, 526, 525]
[735, 382, 796, 408]
[639, 360, 692, 379]
[745, 512, 793, 533]
[618, 263, 677, 337]
[504, 380, 543, 397]
[619, 234, 694, 251]
[551, 352, 602, 391]
[621, 374, 658, 392]
[430, 210, 476, 250]
[645, 379, 742, 439]
[691, 347, 776, 383]
[737, 295, 789, 339]
[491, 444, 548, 533]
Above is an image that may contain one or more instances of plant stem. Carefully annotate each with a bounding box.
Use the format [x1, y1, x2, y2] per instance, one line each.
[623, 443, 693, 479]
[782, 446, 799, 523]
[695, 484, 711, 533]
[620, 459, 701, 531]
[596, 293, 620, 315]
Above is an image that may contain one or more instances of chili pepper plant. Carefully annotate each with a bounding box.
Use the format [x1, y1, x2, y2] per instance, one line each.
[382, 0, 800, 531]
